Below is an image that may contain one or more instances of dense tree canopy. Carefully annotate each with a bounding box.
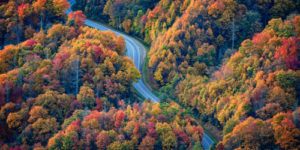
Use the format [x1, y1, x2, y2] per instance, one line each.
[0, 5, 146, 147]
[73, 0, 300, 101]
[177, 15, 300, 149]
[1, 0, 300, 149]
[47, 102, 204, 150]
[0, 0, 69, 49]
[0, 21, 140, 106]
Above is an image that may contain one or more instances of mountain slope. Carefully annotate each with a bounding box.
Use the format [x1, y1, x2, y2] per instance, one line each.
[177, 15, 300, 149]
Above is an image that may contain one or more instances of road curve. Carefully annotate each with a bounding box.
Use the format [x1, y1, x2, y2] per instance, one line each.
[67, 0, 214, 149]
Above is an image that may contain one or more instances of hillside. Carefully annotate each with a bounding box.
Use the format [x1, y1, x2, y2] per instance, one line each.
[0, 0, 299, 149]
[0, 0, 207, 149]
[0, 0, 70, 49]
[73, 0, 300, 98]
[177, 15, 300, 149]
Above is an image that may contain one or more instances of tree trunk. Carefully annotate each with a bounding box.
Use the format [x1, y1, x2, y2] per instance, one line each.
[75, 55, 80, 94]
[231, 18, 235, 51]
[5, 82, 10, 102]
[40, 13, 43, 30]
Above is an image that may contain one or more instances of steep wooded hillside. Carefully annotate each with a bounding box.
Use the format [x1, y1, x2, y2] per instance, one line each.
[177, 15, 300, 149]
[0, 0, 70, 49]
[47, 102, 204, 150]
[0, 1, 207, 149]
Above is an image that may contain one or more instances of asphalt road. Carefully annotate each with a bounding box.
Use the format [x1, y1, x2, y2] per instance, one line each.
[67, 0, 214, 149]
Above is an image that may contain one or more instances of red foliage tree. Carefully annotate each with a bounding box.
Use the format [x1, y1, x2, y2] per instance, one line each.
[275, 37, 300, 70]
[52, 51, 70, 70]
[115, 110, 125, 128]
[24, 39, 38, 47]
[252, 32, 271, 45]
[68, 11, 86, 27]
[18, 3, 30, 20]
[92, 45, 103, 62]
[146, 122, 157, 138]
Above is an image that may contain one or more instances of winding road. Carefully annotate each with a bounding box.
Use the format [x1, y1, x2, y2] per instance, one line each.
[67, 0, 214, 149]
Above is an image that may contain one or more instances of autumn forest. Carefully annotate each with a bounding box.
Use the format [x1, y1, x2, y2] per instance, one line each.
[0, 0, 299, 149]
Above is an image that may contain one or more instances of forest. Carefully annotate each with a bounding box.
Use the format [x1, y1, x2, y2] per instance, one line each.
[0, 0, 299, 149]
